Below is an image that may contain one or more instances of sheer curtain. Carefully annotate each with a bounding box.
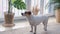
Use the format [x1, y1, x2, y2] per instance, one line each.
[44, 0, 55, 15]
[0, 0, 54, 19]
[0, 0, 3, 18]
[0, 0, 8, 18]
[1, 0, 26, 18]
[0, 0, 44, 19]
[44, 0, 49, 14]
[31, 0, 44, 15]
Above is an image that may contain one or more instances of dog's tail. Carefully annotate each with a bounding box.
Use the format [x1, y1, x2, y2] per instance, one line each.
[44, 13, 54, 18]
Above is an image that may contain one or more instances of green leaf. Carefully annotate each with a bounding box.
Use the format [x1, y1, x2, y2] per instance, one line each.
[50, 0, 60, 4]
[50, 0, 60, 10]
[13, 0, 26, 10]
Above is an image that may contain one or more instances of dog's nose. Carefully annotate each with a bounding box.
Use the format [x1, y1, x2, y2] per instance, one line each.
[21, 13, 23, 15]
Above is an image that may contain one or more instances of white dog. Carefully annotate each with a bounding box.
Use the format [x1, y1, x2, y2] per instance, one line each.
[21, 11, 49, 34]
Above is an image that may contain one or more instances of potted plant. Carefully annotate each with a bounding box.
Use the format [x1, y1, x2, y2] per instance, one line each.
[3, 0, 26, 27]
[3, 0, 15, 27]
[50, 0, 60, 23]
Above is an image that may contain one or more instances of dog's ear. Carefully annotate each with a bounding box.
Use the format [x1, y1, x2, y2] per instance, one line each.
[28, 11, 31, 15]
[25, 11, 31, 15]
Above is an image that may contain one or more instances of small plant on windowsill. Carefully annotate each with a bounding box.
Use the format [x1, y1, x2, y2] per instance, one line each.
[50, 0, 60, 23]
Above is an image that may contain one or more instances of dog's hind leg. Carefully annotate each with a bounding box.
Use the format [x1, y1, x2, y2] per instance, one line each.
[30, 25, 33, 32]
[34, 26, 37, 34]
[43, 20, 48, 31]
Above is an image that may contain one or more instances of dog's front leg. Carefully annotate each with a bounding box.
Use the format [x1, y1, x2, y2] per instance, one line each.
[30, 25, 33, 32]
[44, 24, 47, 31]
[43, 21, 47, 31]
[34, 26, 37, 34]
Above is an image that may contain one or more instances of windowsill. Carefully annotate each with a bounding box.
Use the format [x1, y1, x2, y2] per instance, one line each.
[0, 16, 26, 23]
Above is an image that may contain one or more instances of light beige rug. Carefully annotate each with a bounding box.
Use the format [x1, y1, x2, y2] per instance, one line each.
[0, 17, 60, 34]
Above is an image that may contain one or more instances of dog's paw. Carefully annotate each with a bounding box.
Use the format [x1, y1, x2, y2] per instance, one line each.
[34, 33, 36, 34]
[30, 30, 33, 32]
[44, 28, 47, 31]
[44, 29, 47, 31]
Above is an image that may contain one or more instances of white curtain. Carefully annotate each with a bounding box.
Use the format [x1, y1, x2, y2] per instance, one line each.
[0, 0, 51, 18]
[44, 0, 49, 14]
[31, 0, 44, 15]
[25, 0, 31, 10]
[0, 0, 8, 18]
[44, 0, 55, 15]
[0, 0, 3, 18]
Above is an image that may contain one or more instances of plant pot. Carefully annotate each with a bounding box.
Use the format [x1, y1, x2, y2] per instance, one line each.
[55, 9, 60, 23]
[3, 12, 15, 27]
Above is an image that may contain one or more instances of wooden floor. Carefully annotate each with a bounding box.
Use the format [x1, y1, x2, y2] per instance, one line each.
[0, 17, 60, 34]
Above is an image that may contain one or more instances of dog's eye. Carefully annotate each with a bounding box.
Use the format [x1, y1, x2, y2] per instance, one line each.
[25, 12, 27, 14]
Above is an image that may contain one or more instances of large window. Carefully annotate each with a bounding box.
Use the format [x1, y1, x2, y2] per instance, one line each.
[44, 0, 55, 15]
[0, 0, 55, 19]
[44, 0, 49, 14]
